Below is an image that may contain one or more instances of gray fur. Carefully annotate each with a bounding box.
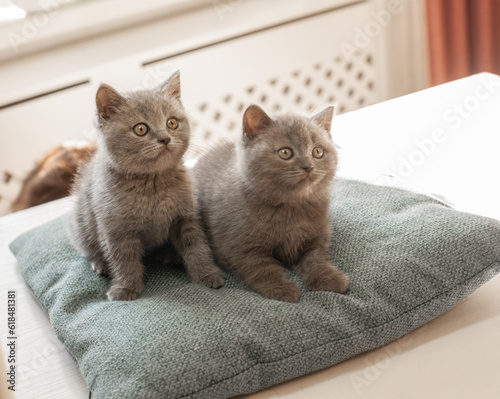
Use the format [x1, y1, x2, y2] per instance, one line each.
[193, 104, 349, 303]
[69, 71, 224, 301]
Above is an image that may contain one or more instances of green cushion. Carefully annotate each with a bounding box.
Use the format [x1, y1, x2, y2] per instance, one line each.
[9, 179, 500, 399]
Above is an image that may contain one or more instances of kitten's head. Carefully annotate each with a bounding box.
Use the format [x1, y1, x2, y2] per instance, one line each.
[238, 104, 337, 205]
[95, 71, 190, 174]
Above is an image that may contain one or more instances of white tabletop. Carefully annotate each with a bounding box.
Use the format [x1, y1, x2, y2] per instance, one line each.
[334, 72, 500, 221]
[1, 73, 499, 399]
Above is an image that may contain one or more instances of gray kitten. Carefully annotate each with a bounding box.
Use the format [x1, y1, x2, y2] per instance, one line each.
[193, 104, 349, 302]
[69, 71, 225, 301]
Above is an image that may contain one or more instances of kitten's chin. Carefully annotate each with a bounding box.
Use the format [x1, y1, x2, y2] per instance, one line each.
[293, 172, 321, 190]
[147, 145, 170, 159]
[290, 174, 333, 200]
[114, 153, 185, 175]
[265, 181, 324, 205]
[297, 174, 314, 185]
[147, 148, 186, 171]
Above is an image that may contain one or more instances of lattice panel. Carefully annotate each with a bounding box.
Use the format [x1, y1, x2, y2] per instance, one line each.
[188, 50, 376, 157]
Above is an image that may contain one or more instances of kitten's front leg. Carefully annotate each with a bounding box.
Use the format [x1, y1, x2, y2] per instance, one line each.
[294, 243, 349, 294]
[90, 253, 109, 276]
[231, 253, 301, 303]
[171, 215, 225, 288]
[104, 235, 145, 301]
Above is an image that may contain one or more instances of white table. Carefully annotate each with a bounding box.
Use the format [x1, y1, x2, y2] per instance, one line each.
[1, 73, 499, 399]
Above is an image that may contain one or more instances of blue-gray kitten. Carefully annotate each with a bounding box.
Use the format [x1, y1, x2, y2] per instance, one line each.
[193, 104, 349, 302]
[69, 71, 225, 301]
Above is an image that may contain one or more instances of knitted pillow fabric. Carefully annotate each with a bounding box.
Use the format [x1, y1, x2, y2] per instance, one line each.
[9, 179, 500, 399]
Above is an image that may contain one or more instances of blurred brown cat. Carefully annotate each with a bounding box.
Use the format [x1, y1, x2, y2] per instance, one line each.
[11, 143, 96, 212]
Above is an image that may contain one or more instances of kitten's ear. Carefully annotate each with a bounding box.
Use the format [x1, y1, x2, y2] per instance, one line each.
[311, 106, 335, 133]
[243, 105, 273, 140]
[159, 70, 181, 100]
[96, 84, 124, 121]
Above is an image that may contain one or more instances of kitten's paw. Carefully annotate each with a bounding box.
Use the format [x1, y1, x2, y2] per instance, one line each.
[107, 286, 142, 301]
[193, 270, 225, 289]
[306, 266, 349, 294]
[90, 260, 108, 276]
[260, 281, 301, 303]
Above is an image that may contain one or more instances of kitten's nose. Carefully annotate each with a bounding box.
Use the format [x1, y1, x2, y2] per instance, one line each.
[158, 137, 171, 146]
[302, 165, 314, 173]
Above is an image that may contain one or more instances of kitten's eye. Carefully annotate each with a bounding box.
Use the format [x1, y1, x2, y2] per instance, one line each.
[133, 123, 149, 136]
[278, 147, 294, 160]
[167, 118, 179, 130]
[312, 147, 324, 159]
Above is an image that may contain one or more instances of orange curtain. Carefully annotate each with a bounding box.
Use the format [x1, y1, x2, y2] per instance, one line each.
[426, 0, 500, 86]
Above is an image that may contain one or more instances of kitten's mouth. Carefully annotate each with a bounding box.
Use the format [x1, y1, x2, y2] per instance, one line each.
[158, 146, 169, 155]
[298, 173, 314, 184]
[148, 146, 170, 162]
